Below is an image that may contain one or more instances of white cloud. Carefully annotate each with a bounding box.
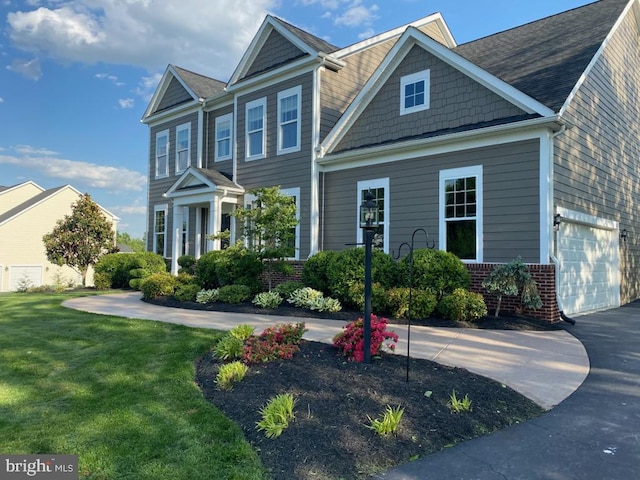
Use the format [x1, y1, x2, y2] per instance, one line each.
[0, 147, 147, 192]
[6, 57, 42, 80]
[0, 97, 4, 104]
[118, 98, 134, 109]
[134, 73, 162, 103]
[112, 204, 147, 215]
[7, 0, 276, 80]
[334, 1, 379, 27]
[96, 72, 124, 86]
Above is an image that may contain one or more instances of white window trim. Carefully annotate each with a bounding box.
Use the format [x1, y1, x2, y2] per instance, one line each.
[155, 129, 169, 178]
[438, 165, 483, 263]
[215, 113, 233, 162]
[400, 69, 430, 115]
[356, 178, 390, 253]
[175, 123, 191, 175]
[277, 86, 302, 155]
[242, 188, 300, 260]
[246, 97, 266, 161]
[153, 204, 168, 257]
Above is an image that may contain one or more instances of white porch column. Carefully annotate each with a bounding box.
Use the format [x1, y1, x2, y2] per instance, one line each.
[207, 200, 216, 252]
[195, 207, 202, 259]
[171, 206, 183, 275]
[212, 196, 222, 250]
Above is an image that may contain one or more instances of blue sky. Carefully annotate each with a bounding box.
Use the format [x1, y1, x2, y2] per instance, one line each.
[0, 0, 593, 238]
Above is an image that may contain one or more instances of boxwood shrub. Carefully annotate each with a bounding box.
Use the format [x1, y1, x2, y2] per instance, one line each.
[217, 284, 253, 304]
[401, 249, 470, 300]
[140, 272, 176, 300]
[302, 250, 337, 294]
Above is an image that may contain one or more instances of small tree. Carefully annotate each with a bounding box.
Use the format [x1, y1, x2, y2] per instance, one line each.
[481, 257, 543, 317]
[43, 193, 116, 286]
[232, 186, 299, 291]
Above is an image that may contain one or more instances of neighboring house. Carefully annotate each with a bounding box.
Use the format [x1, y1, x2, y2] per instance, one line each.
[0, 182, 118, 291]
[142, 0, 640, 319]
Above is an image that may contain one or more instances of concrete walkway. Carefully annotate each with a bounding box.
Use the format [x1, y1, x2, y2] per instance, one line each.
[63, 292, 588, 410]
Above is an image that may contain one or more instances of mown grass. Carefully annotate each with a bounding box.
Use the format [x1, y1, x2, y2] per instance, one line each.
[0, 292, 265, 479]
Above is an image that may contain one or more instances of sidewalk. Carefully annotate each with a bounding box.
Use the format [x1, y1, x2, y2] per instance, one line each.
[63, 292, 589, 410]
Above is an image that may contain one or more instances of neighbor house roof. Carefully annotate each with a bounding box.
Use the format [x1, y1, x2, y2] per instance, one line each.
[171, 65, 227, 100]
[0, 186, 67, 226]
[455, 0, 629, 112]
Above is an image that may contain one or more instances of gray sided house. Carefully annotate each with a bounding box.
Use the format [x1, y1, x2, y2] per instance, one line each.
[142, 0, 640, 319]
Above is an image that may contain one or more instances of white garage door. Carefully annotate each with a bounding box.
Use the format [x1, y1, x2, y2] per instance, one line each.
[9, 266, 43, 291]
[557, 210, 620, 315]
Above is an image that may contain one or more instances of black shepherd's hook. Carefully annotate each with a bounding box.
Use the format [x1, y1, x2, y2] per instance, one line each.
[391, 228, 435, 382]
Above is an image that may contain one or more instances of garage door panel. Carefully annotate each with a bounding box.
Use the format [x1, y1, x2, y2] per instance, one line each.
[9, 266, 43, 291]
[557, 222, 619, 315]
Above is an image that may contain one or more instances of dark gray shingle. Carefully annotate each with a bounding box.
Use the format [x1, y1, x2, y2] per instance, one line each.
[172, 65, 227, 100]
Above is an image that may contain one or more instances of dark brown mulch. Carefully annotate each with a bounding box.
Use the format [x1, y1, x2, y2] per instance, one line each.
[146, 296, 563, 332]
[144, 296, 557, 479]
[196, 341, 545, 479]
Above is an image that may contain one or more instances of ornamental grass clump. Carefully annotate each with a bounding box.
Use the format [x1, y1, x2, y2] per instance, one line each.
[216, 361, 248, 391]
[256, 393, 297, 439]
[333, 315, 398, 362]
[448, 390, 473, 414]
[366, 405, 405, 437]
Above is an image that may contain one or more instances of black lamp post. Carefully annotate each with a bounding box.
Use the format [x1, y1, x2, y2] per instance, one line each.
[360, 190, 378, 364]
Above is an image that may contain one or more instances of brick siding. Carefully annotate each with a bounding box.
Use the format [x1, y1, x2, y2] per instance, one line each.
[264, 260, 561, 323]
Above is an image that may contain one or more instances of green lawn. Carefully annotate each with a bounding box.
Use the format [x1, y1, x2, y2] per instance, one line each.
[0, 292, 265, 480]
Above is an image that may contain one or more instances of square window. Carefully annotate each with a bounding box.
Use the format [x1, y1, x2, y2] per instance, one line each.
[400, 70, 430, 115]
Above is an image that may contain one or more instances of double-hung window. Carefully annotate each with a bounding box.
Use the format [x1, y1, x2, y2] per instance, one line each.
[400, 70, 430, 115]
[246, 98, 266, 160]
[356, 178, 390, 253]
[277, 86, 301, 155]
[439, 166, 483, 262]
[215, 113, 233, 161]
[176, 123, 190, 174]
[155, 130, 169, 178]
[153, 204, 168, 257]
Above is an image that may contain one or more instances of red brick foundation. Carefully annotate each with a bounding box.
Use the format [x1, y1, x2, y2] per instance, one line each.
[264, 260, 561, 323]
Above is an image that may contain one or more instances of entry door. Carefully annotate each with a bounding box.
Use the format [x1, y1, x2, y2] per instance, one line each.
[200, 207, 209, 254]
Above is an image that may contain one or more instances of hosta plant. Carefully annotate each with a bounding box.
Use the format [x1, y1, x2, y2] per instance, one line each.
[196, 289, 219, 304]
[252, 291, 283, 309]
[287, 287, 324, 308]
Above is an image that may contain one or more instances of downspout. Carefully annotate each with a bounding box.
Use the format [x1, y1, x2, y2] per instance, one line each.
[549, 123, 576, 325]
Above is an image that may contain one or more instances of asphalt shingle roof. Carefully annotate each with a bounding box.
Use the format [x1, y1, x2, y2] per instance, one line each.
[455, 0, 629, 112]
[0, 186, 66, 225]
[193, 168, 242, 190]
[272, 16, 339, 55]
[171, 65, 227, 100]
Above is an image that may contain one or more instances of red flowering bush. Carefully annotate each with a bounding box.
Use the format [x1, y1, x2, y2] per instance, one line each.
[333, 315, 399, 362]
[242, 322, 307, 364]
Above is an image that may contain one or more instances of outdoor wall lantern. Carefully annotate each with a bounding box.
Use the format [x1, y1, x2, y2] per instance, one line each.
[359, 190, 378, 364]
[620, 229, 628, 242]
[553, 213, 562, 230]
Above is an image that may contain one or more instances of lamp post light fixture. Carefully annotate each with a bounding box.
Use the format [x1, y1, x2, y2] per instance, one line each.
[360, 190, 378, 364]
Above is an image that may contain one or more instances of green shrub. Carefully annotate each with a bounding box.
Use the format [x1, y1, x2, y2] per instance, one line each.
[216, 361, 248, 391]
[196, 289, 219, 304]
[217, 284, 252, 304]
[95, 252, 166, 289]
[274, 281, 304, 299]
[93, 271, 111, 290]
[302, 250, 337, 294]
[128, 268, 151, 291]
[177, 254, 196, 274]
[195, 244, 263, 293]
[438, 288, 487, 322]
[214, 335, 244, 361]
[140, 272, 176, 300]
[174, 283, 201, 302]
[402, 249, 470, 301]
[252, 291, 283, 309]
[481, 257, 543, 317]
[326, 248, 398, 304]
[386, 288, 437, 319]
[345, 281, 387, 312]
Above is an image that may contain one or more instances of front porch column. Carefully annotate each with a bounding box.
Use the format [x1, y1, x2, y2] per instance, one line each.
[212, 196, 222, 250]
[171, 206, 183, 275]
[195, 207, 202, 260]
[207, 200, 216, 252]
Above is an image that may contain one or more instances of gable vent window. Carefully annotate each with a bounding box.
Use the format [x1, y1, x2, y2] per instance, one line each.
[400, 69, 430, 115]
